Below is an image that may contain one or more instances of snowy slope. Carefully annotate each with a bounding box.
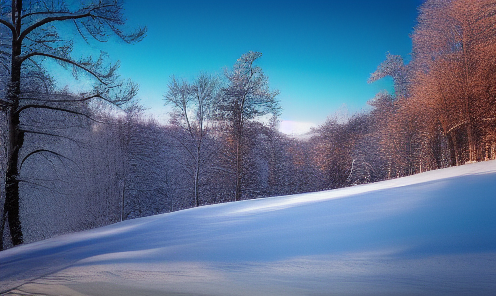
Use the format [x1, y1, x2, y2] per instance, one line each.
[1, 161, 496, 296]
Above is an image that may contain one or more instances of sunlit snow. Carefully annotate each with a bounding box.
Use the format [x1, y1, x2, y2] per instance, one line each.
[1, 161, 495, 296]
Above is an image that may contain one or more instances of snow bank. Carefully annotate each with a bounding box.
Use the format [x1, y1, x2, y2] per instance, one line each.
[1, 161, 496, 295]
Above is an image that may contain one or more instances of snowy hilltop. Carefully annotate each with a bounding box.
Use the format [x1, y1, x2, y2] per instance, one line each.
[1, 160, 496, 296]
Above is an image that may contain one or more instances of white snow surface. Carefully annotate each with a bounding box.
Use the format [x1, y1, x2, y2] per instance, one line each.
[1, 161, 496, 296]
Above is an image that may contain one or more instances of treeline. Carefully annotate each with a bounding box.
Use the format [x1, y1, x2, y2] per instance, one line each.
[367, 0, 496, 174]
[312, 0, 496, 183]
[1, 0, 495, 249]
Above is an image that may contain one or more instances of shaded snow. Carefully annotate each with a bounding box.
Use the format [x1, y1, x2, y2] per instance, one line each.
[1, 161, 496, 295]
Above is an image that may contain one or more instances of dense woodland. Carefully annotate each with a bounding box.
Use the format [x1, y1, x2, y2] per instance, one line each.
[0, 0, 495, 250]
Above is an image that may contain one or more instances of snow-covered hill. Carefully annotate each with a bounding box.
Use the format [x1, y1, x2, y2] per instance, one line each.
[1, 161, 496, 296]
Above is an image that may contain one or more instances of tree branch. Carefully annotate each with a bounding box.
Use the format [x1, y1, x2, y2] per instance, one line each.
[20, 52, 107, 84]
[20, 93, 103, 104]
[20, 149, 76, 170]
[16, 104, 103, 123]
[21, 11, 72, 20]
[0, 18, 15, 34]
[19, 13, 92, 43]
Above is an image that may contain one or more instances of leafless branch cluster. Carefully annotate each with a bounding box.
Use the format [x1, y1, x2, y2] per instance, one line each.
[0, 0, 145, 249]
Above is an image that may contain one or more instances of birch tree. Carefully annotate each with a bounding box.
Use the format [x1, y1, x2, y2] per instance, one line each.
[0, 0, 145, 248]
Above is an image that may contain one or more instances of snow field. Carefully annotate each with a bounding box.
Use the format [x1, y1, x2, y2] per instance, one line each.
[1, 160, 495, 295]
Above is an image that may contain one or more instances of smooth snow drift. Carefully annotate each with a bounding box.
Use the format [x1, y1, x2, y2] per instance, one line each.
[1, 161, 496, 296]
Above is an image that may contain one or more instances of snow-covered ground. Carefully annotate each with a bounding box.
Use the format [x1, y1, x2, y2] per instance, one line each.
[1, 161, 496, 296]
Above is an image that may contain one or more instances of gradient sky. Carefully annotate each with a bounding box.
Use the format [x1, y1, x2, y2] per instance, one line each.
[61, 0, 424, 134]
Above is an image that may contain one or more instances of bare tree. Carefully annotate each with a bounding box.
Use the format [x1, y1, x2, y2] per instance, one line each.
[164, 74, 218, 207]
[214, 51, 280, 201]
[411, 0, 496, 163]
[0, 0, 145, 249]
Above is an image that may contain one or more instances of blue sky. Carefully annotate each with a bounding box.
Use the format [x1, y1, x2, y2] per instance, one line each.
[65, 0, 424, 134]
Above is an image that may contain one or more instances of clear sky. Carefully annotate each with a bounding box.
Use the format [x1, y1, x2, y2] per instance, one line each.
[64, 0, 425, 134]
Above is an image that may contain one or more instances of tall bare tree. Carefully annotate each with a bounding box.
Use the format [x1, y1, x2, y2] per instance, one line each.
[0, 0, 145, 249]
[165, 74, 219, 207]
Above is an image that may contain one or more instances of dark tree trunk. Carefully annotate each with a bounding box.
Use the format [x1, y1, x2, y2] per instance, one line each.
[3, 5, 24, 247]
[447, 132, 457, 167]
[5, 107, 24, 246]
[4, 114, 24, 247]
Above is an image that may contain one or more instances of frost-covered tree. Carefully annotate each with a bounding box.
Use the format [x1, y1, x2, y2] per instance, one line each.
[366, 92, 397, 178]
[312, 114, 372, 189]
[5, 96, 127, 247]
[368, 53, 410, 100]
[120, 115, 172, 219]
[257, 117, 295, 196]
[214, 51, 280, 201]
[165, 74, 219, 207]
[411, 0, 496, 163]
[0, 0, 145, 248]
[367, 53, 425, 176]
[366, 0, 496, 175]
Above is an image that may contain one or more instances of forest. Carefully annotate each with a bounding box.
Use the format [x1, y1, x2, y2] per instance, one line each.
[0, 0, 495, 250]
